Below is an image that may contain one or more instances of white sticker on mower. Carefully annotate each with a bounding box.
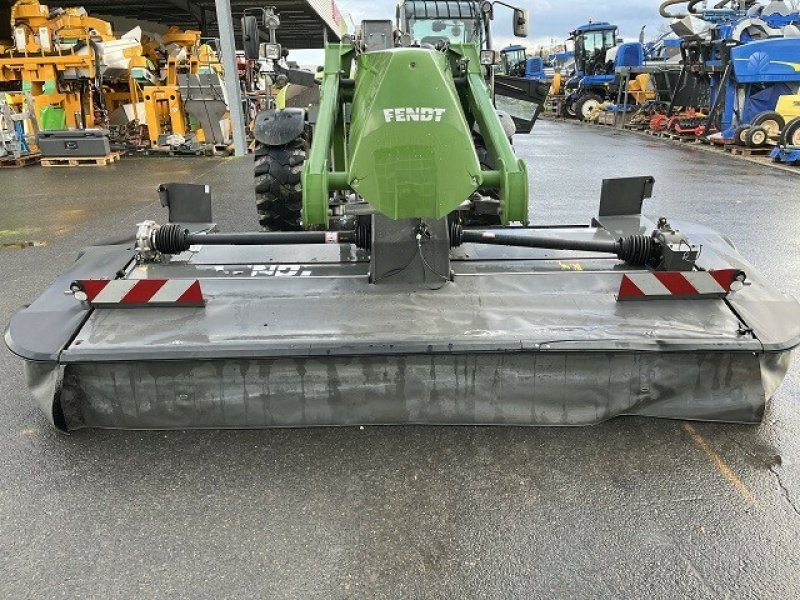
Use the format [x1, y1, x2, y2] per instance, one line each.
[383, 108, 446, 123]
[250, 265, 312, 277]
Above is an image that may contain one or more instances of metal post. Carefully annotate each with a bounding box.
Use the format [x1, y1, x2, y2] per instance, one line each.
[214, 0, 247, 156]
[199, 7, 208, 35]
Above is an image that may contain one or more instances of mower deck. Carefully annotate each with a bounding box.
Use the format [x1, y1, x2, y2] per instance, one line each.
[7, 214, 800, 431]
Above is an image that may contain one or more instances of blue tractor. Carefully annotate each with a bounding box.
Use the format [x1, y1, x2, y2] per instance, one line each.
[499, 45, 548, 81]
[550, 50, 575, 73]
[661, 0, 800, 142]
[562, 22, 648, 120]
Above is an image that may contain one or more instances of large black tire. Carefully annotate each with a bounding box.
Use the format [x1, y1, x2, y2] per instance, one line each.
[254, 138, 306, 231]
[780, 117, 800, 147]
[560, 99, 577, 119]
[751, 111, 785, 139]
[575, 93, 604, 122]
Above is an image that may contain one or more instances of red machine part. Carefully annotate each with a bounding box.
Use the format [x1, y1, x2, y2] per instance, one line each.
[650, 114, 668, 131]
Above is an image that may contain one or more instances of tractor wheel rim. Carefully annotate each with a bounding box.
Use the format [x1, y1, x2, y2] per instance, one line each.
[792, 130, 800, 147]
[753, 131, 766, 145]
[582, 101, 598, 118]
[762, 120, 780, 136]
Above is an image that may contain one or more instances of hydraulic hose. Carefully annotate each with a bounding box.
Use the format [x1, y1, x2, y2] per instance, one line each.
[457, 229, 658, 267]
[82, 40, 107, 112]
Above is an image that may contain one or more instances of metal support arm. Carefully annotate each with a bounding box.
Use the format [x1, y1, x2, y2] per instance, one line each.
[302, 43, 355, 227]
[460, 46, 529, 225]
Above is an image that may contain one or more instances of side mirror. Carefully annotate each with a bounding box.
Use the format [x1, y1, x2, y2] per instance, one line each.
[513, 8, 528, 37]
[241, 15, 260, 60]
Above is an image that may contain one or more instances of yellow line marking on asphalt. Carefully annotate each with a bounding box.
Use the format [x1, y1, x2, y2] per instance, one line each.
[683, 423, 758, 509]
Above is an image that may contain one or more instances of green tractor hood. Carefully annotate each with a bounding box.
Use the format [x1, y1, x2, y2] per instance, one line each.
[347, 47, 481, 220]
[301, 42, 529, 227]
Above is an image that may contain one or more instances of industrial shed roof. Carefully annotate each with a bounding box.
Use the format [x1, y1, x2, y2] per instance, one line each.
[41, 0, 348, 49]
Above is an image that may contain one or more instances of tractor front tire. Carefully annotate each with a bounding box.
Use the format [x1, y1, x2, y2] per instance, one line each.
[575, 93, 603, 122]
[254, 138, 306, 231]
[780, 117, 800, 147]
[560, 99, 577, 119]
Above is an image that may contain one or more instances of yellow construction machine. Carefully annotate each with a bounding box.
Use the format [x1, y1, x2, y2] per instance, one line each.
[123, 26, 229, 149]
[0, 0, 142, 130]
[1, 1, 231, 152]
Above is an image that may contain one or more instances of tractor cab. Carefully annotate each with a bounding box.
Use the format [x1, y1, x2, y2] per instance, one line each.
[570, 22, 619, 77]
[500, 45, 527, 76]
[561, 21, 651, 121]
[499, 45, 547, 81]
[395, 0, 545, 132]
[397, 0, 486, 47]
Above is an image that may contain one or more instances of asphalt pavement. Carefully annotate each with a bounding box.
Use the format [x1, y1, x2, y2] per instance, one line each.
[1, 120, 799, 598]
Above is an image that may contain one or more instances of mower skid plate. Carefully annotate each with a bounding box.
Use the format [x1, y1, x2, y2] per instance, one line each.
[6, 218, 800, 431]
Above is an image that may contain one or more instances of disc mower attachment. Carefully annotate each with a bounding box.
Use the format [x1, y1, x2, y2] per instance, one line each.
[6, 179, 800, 431]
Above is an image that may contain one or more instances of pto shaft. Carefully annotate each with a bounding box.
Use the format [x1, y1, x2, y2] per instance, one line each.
[146, 223, 361, 255]
[458, 229, 658, 267]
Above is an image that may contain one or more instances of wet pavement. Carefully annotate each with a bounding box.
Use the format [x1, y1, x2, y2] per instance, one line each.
[1, 120, 799, 598]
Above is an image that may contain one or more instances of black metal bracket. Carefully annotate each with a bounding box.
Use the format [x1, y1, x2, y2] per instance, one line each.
[157, 183, 213, 226]
[598, 176, 655, 217]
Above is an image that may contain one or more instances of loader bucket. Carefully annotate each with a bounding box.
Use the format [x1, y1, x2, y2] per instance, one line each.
[494, 75, 551, 133]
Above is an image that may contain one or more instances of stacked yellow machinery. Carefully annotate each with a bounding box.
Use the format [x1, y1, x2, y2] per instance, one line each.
[124, 27, 228, 148]
[0, 1, 232, 153]
[0, 0, 141, 132]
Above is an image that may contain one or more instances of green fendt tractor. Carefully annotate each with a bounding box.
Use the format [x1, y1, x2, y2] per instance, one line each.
[246, 0, 537, 231]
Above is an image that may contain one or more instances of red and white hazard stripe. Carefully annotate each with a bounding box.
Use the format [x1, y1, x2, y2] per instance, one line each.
[617, 269, 744, 301]
[73, 279, 204, 307]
